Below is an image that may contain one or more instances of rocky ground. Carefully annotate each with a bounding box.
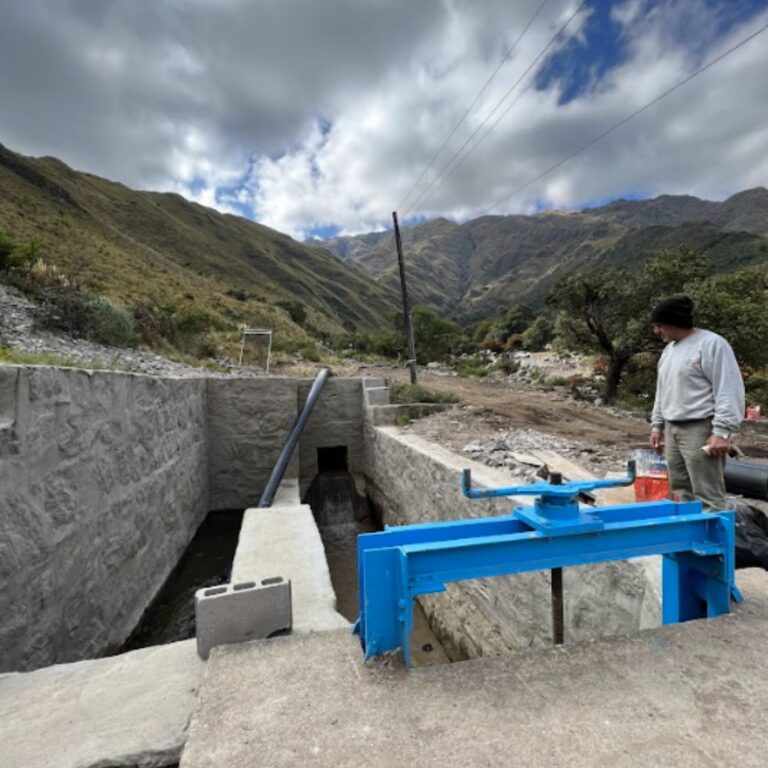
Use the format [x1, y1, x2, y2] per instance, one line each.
[409, 404, 629, 481]
[0, 282, 254, 377]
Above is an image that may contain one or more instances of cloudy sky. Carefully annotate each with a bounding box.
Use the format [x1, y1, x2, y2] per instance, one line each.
[1, 0, 767, 239]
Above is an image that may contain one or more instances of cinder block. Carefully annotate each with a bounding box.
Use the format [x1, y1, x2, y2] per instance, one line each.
[195, 578, 292, 660]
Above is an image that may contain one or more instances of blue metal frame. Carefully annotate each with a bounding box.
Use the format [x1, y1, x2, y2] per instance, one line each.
[353, 463, 738, 665]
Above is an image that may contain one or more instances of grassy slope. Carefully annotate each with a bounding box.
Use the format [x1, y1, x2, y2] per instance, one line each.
[0, 144, 398, 342]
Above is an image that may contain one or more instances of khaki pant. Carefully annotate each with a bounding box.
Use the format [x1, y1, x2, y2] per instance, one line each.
[664, 418, 727, 512]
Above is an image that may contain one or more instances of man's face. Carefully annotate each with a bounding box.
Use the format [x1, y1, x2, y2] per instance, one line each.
[652, 323, 683, 342]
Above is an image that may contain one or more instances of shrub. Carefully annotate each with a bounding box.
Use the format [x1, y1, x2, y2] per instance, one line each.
[38, 288, 138, 348]
[132, 303, 176, 344]
[522, 316, 553, 350]
[298, 343, 322, 362]
[490, 358, 519, 375]
[88, 298, 139, 347]
[745, 368, 768, 407]
[457, 359, 489, 378]
[277, 300, 307, 326]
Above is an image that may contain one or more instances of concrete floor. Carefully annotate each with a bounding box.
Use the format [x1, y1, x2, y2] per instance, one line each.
[181, 569, 768, 768]
[1, 639, 204, 768]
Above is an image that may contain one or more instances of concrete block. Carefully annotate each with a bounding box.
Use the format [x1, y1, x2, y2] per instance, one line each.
[364, 386, 390, 406]
[195, 578, 292, 660]
[369, 402, 453, 426]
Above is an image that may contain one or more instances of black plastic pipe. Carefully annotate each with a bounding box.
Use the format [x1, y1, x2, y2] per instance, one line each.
[257, 367, 330, 508]
[725, 459, 768, 501]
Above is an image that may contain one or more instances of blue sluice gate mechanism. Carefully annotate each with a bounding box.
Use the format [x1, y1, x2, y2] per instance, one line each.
[353, 460, 740, 665]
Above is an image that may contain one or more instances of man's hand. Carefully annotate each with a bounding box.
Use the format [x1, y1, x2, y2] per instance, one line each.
[705, 435, 730, 457]
[650, 430, 664, 452]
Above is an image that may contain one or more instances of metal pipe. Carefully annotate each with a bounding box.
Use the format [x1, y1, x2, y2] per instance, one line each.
[257, 367, 330, 508]
[725, 459, 768, 501]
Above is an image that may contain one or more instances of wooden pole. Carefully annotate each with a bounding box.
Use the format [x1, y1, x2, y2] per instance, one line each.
[392, 211, 417, 384]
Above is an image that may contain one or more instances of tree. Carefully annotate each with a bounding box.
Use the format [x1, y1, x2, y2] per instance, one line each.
[483, 304, 536, 349]
[691, 266, 768, 368]
[548, 247, 711, 402]
[411, 306, 468, 363]
[521, 315, 554, 350]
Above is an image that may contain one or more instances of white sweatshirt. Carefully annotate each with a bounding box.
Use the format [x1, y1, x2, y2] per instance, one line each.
[651, 329, 745, 438]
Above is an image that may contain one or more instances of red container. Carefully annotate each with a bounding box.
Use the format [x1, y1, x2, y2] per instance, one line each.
[634, 473, 670, 502]
[632, 448, 670, 502]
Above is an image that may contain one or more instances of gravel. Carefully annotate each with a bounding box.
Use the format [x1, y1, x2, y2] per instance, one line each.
[409, 405, 628, 480]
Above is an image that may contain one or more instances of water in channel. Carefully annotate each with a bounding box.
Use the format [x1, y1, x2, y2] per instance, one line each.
[120, 509, 243, 652]
[306, 470, 450, 666]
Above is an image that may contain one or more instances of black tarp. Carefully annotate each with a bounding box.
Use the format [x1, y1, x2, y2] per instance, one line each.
[734, 501, 768, 571]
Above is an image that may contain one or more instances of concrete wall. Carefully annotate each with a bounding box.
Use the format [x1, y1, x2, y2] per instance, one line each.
[0, 366, 209, 672]
[207, 378, 298, 510]
[207, 376, 366, 508]
[364, 424, 660, 661]
[299, 378, 364, 497]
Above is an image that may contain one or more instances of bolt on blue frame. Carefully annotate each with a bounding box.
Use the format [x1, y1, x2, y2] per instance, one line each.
[353, 460, 739, 665]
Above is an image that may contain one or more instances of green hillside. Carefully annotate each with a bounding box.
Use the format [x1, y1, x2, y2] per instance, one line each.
[0, 143, 399, 351]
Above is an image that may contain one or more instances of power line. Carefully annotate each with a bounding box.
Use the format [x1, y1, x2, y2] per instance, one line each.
[397, 0, 552, 212]
[477, 17, 768, 217]
[409, 3, 594, 214]
[403, 0, 591, 218]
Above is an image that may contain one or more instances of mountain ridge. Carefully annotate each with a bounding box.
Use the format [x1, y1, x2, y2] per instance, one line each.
[312, 188, 768, 322]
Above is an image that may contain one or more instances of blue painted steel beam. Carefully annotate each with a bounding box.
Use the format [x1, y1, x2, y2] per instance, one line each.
[355, 505, 736, 665]
[400, 515, 732, 585]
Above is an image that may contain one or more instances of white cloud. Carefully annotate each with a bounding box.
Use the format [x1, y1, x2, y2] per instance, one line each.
[1, 0, 766, 239]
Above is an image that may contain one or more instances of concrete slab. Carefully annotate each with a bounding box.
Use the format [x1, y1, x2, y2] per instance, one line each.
[271, 476, 301, 506]
[0, 639, 204, 768]
[181, 570, 768, 768]
[231, 505, 348, 633]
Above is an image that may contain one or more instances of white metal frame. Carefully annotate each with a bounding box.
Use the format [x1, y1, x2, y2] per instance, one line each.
[238, 328, 272, 372]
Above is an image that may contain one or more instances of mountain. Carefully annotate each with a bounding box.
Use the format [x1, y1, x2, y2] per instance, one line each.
[0, 143, 399, 340]
[314, 189, 768, 323]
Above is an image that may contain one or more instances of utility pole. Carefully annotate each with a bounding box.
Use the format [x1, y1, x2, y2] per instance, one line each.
[392, 211, 417, 384]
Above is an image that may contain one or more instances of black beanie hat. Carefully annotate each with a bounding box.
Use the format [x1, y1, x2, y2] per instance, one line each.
[650, 296, 694, 329]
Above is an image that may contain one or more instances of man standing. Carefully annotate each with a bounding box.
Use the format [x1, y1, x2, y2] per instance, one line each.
[649, 296, 745, 512]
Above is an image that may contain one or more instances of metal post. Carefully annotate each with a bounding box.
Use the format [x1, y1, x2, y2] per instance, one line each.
[550, 471, 564, 645]
[392, 211, 417, 384]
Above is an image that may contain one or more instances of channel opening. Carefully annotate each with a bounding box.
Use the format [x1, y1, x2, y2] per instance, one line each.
[317, 445, 348, 473]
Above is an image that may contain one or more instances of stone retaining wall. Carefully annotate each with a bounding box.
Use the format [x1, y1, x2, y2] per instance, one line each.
[364, 425, 660, 661]
[0, 366, 209, 672]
